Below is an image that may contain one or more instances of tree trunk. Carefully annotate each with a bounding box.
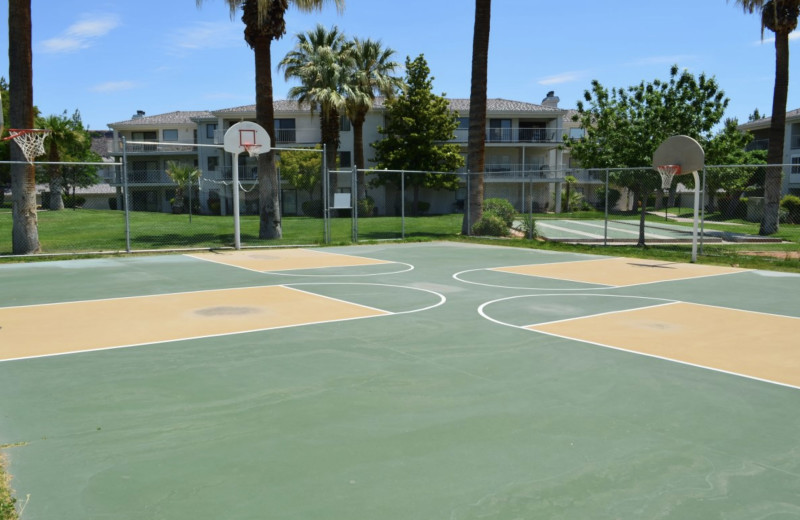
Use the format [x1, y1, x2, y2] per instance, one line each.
[637, 187, 647, 247]
[761, 30, 790, 235]
[352, 110, 367, 201]
[253, 33, 282, 239]
[461, 0, 491, 235]
[47, 143, 65, 211]
[321, 107, 340, 206]
[9, 0, 40, 254]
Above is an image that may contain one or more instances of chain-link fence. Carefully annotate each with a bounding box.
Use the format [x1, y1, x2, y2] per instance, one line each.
[2, 161, 799, 263]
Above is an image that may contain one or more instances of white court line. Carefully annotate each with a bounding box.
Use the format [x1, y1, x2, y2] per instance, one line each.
[477, 293, 800, 392]
[568, 219, 675, 239]
[0, 283, 447, 363]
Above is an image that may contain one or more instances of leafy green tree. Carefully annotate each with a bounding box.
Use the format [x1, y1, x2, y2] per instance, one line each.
[567, 65, 729, 246]
[703, 118, 763, 214]
[344, 37, 402, 202]
[8, 0, 39, 254]
[38, 110, 92, 210]
[197, 0, 345, 240]
[278, 146, 322, 200]
[462, 0, 492, 235]
[371, 55, 465, 216]
[730, 0, 799, 234]
[165, 160, 202, 214]
[279, 24, 354, 202]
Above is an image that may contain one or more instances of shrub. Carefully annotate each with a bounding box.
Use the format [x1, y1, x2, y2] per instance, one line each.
[595, 186, 621, 210]
[780, 194, 800, 224]
[357, 196, 376, 217]
[482, 198, 516, 227]
[471, 212, 509, 237]
[302, 199, 324, 218]
[404, 200, 430, 214]
[64, 195, 86, 208]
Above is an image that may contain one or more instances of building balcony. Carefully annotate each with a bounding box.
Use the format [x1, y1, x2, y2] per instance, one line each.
[111, 139, 198, 155]
[451, 128, 562, 144]
[109, 169, 173, 185]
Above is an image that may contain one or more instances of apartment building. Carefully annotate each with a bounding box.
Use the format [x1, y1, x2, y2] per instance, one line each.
[107, 92, 598, 215]
[738, 108, 800, 196]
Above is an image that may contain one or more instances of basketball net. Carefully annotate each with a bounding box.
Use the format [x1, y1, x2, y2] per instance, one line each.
[243, 143, 262, 158]
[6, 129, 51, 164]
[656, 164, 681, 191]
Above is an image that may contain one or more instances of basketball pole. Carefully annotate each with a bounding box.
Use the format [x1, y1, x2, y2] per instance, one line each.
[232, 150, 242, 250]
[691, 171, 700, 263]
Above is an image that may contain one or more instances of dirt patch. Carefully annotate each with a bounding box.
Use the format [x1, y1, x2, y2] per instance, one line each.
[739, 251, 800, 260]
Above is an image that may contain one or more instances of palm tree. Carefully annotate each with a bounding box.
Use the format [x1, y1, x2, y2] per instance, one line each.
[196, 0, 344, 239]
[40, 112, 89, 210]
[165, 161, 202, 214]
[279, 24, 354, 202]
[345, 37, 402, 202]
[462, 0, 492, 235]
[731, 0, 799, 235]
[8, 0, 39, 253]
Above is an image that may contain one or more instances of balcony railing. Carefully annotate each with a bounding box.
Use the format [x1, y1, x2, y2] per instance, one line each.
[451, 128, 562, 144]
[111, 169, 172, 184]
[113, 139, 197, 154]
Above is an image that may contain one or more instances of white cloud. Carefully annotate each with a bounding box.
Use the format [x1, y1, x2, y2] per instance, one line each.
[170, 22, 242, 52]
[538, 71, 584, 86]
[40, 13, 120, 54]
[91, 81, 138, 93]
[754, 30, 799, 45]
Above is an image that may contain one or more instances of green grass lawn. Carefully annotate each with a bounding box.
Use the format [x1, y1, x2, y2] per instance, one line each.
[1, 208, 798, 272]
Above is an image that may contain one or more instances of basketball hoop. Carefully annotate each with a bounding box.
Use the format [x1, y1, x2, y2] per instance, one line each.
[656, 164, 681, 191]
[3, 129, 51, 164]
[243, 143, 262, 158]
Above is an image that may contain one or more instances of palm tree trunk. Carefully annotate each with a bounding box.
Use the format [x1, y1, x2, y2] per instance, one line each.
[9, 0, 40, 254]
[760, 29, 790, 235]
[352, 110, 367, 201]
[47, 144, 65, 211]
[321, 108, 340, 205]
[462, 0, 491, 235]
[253, 33, 282, 239]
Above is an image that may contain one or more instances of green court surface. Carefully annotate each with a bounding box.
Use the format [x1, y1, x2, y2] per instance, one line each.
[2, 242, 800, 519]
[535, 217, 767, 243]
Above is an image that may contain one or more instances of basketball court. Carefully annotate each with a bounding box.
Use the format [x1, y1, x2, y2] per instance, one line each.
[2, 242, 800, 519]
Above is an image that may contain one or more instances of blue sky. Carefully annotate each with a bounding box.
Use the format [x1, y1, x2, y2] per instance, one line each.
[1, 0, 798, 131]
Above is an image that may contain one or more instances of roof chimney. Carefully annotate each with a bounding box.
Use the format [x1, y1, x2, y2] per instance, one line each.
[132, 110, 145, 119]
[541, 91, 559, 108]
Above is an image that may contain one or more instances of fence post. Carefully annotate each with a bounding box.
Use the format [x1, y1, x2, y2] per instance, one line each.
[352, 165, 357, 242]
[401, 170, 405, 239]
[322, 144, 329, 244]
[604, 169, 609, 246]
[122, 137, 131, 253]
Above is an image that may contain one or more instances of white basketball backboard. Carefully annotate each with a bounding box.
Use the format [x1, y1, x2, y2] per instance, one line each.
[223, 121, 271, 155]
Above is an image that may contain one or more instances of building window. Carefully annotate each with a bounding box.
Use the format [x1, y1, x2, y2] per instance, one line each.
[458, 117, 469, 129]
[339, 151, 352, 168]
[792, 156, 800, 175]
[206, 123, 218, 140]
[340, 115, 351, 132]
[207, 156, 219, 172]
[568, 128, 585, 140]
[791, 123, 800, 149]
[275, 119, 296, 143]
[163, 129, 179, 141]
[489, 119, 511, 142]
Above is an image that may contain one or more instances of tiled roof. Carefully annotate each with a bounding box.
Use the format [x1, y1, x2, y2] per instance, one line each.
[738, 107, 800, 130]
[109, 96, 567, 128]
[108, 110, 213, 127]
[447, 98, 564, 113]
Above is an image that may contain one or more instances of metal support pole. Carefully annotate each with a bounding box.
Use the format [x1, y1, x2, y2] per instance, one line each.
[232, 152, 241, 250]
[352, 165, 358, 242]
[401, 170, 406, 239]
[604, 169, 609, 246]
[465, 170, 470, 236]
[691, 171, 700, 263]
[700, 167, 706, 256]
[322, 144, 329, 244]
[122, 137, 131, 253]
